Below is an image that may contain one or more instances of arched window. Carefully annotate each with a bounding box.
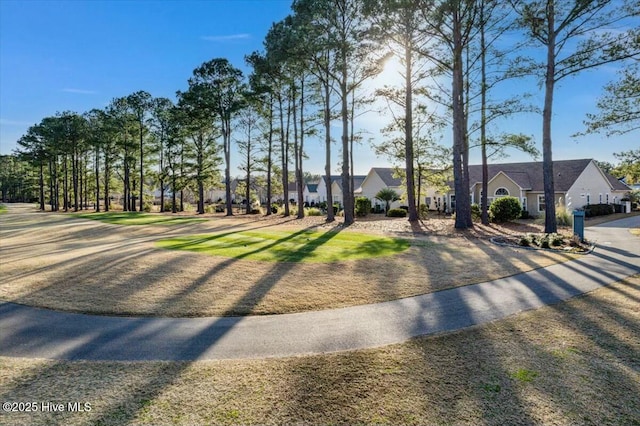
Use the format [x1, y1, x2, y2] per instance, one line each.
[495, 187, 509, 197]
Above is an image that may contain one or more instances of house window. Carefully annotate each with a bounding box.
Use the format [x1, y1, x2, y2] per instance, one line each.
[599, 194, 602, 204]
[586, 194, 590, 205]
[450, 195, 456, 211]
[606, 194, 609, 204]
[495, 187, 509, 197]
[538, 195, 546, 212]
[522, 197, 527, 211]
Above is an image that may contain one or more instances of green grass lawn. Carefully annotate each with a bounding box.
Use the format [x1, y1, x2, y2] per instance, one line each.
[75, 211, 207, 226]
[0, 204, 6, 214]
[156, 230, 411, 263]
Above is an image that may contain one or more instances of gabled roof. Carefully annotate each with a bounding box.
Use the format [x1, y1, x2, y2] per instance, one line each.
[371, 167, 404, 187]
[605, 174, 632, 191]
[467, 159, 628, 192]
[321, 175, 342, 186]
[328, 175, 367, 188]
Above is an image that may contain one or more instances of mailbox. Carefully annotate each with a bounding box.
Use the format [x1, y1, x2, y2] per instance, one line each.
[573, 210, 585, 241]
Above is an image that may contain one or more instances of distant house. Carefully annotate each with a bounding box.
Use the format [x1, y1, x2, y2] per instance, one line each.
[316, 175, 367, 206]
[356, 168, 405, 210]
[205, 179, 239, 204]
[444, 159, 630, 215]
[303, 183, 319, 204]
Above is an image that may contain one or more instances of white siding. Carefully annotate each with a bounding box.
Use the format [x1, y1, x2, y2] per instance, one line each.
[316, 179, 329, 203]
[566, 160, 615, 211]
[358, 170, 404, 209]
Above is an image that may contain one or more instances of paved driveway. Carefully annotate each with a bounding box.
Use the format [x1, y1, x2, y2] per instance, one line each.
[1, 216, 638, 361]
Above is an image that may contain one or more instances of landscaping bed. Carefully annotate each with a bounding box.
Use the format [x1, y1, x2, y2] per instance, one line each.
[491, 232, 593, 254]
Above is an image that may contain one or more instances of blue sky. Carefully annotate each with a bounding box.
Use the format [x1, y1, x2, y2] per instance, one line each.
[0, 0, 637, 176]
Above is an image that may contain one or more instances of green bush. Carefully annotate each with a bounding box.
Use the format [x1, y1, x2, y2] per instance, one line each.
[355, 197, 372, 217]
[142, 202, 153, 212]
[584, 203, 613, 217]
[489, 196, 522, 223]
[418, 204, 429, 220]
[387, 208, 407, 217]
[550, 233, 564, 246]
[306, 207, 322, 216]
[471, 203, 481, 221]
[540, 235, 551, 249]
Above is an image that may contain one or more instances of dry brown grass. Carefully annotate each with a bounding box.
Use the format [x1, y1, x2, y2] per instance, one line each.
[2, 275, 638, 425]
[0, 205, 577, 316]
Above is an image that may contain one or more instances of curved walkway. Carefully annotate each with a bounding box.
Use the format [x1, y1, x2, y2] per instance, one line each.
[1, 216, 638, 361]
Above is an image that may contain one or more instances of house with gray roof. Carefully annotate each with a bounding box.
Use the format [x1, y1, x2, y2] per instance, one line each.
[445, 158, 630, 215]
[356, 168, 407, 210]
[316, 174, 367, 206]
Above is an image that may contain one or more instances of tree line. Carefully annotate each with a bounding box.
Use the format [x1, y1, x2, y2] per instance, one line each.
[5, 0, 639, 231]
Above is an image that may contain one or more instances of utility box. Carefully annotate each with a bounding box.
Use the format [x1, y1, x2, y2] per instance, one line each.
[573, 210, 585, 241]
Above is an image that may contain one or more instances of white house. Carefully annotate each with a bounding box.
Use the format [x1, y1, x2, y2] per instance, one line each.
[316, 175, 367, 206]
[303, 183, 320, 204]
[356, 168, 406, 210]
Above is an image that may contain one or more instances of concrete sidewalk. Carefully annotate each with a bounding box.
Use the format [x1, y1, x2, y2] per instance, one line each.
[1, 216, 638, 361]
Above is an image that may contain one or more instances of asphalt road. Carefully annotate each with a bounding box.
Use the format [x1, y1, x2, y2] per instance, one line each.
[1, 215, 638, 361]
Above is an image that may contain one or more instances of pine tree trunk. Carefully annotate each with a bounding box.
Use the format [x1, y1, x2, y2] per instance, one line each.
[542, 0, 557, 234]
[405, 36, 418, 222]
[324, 73, 334, 223]
[452, 7, 472, 229]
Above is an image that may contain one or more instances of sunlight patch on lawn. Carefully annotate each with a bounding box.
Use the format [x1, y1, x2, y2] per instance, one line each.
[156, 230, 411, 263]
[75, 212, 207, 226]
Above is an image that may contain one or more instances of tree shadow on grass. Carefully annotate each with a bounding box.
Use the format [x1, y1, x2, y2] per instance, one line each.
[0, 224, 346, 425]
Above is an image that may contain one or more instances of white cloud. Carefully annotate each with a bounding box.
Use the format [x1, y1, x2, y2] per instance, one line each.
[201, 33, 251, 42]
[61, 88, 97, 95]
[0, 118, 34, 126]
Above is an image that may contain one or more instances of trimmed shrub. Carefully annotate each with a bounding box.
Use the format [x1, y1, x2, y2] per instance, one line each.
[355, 197, 372, 217]
[584, 203, 613, 217]
[489, 196, 522, 223]
[306, 207, 322, 216]
[550, 233, 564, 246]
[418, 204, 429, 220]
[471, 203, 481, 221]
[387, 208, 407, 217]
[540, 235, 551, 249]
